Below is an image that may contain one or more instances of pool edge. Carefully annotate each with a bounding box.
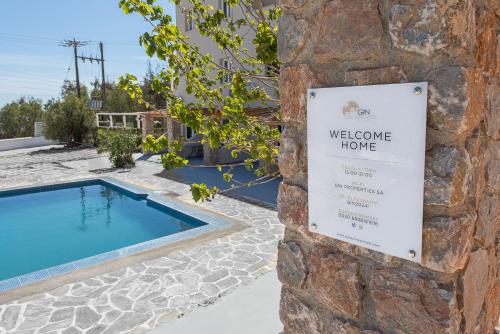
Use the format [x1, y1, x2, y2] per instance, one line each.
[0, 177, 247, 301]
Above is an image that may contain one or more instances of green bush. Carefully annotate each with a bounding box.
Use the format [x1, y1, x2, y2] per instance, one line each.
[43, 95, 95, 145]
[97, 128, 142, 168]
[0, 97, 43, 139]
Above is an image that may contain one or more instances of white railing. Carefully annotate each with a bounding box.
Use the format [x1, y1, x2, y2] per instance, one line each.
[34, 122, 44, 137]
[96, 113, 142, 129]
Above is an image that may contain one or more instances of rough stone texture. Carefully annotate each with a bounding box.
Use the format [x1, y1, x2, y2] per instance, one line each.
[463, 249, 490, 334]
[278, 126, 307, 188]
[277, 182, 308, 232]
[484, 141, 500, 193]
[280, 64, 318, 126]
[280, 287, 323, 334]
[370, 268, 460, 334]
[424, 146, 473, 209]
[277, 13, 309, 64]
[313, 0, 383, 62]
[422, 215, 476, 273]
[278, 64, 319, 188]
[0, 148, 284, 333]
[426, 67, 485, 146]
[389, 1, 446, 56]
[308, 250, 363, 318]
[277, 241, 307, 290]
[277, 0, 499, 332]
[280, 287, 380, 334]
[476, 193, 500, 248]
[344, 66, 408, 86]
[388, 0, 476, 57]
[486, 79, 500, 140]
[280, 0, 307, 10]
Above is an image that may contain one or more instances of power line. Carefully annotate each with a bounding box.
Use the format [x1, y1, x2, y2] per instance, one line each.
[59, 39, 89, 98]
[59, 38, 106, 108]
[0, 32, 60, 42]
[0, 70, 64, 83]
[0, 84, 59, 92]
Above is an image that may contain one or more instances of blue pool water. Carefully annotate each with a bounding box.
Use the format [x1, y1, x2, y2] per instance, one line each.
[0, 182, 205, 281]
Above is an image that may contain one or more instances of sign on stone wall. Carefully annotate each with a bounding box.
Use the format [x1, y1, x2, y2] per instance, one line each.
[307, 83, 427, 262]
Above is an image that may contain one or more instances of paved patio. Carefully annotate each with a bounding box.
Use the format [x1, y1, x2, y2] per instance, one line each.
[0, 147, 283, 334]
[157, 157, 281, 208]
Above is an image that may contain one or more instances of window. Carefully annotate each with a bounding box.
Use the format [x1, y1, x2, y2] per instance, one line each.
[221, 58, 232, 83]
[182, 125, 195, 139]
[185, 10, 194, 32]
[265, 64, 280, 77]
[221, 1, 231, 18]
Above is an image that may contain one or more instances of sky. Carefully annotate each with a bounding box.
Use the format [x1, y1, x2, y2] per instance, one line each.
[0, 0, 175, 107]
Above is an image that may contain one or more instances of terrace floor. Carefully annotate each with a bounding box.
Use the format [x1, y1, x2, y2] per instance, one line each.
[0, 146, 284, 334]
[155, 157, 281, 209]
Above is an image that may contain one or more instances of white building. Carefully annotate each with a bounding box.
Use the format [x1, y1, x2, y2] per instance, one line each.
[174, 0, 276, 105]
[171, 0, 278, 164]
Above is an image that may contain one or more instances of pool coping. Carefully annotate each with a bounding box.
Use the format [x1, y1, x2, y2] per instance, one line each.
[0, 177, 246, 296]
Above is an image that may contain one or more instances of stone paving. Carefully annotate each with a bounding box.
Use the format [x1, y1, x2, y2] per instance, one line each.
[0, 147, 283, 334]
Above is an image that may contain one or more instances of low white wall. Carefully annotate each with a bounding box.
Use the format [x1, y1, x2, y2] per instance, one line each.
[0, 137, 59, 151]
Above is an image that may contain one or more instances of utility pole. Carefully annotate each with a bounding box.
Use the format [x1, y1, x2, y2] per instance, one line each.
[99, 41, 106, 110]
[77, 48, 105, 110]
[73, 41, 80, 98]
[59, 39, 88, 98]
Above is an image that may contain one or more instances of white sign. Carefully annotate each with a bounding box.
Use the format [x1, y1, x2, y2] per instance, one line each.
[307, 83, 427, 262]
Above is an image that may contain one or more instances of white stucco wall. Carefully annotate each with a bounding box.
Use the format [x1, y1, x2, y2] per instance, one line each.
[0, 137, 59, 152]
[174, 0, 276, 105]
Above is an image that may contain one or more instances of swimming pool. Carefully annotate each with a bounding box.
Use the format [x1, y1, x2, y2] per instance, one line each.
[0, 178, 233, 292]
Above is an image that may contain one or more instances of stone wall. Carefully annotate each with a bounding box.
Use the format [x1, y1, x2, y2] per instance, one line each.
[277, 0, 499, 333]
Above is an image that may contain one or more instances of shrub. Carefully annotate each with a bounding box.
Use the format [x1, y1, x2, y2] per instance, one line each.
[0, 97, 43, 139]
[43, 95, 95, 145]
[97, 128, 142, 168]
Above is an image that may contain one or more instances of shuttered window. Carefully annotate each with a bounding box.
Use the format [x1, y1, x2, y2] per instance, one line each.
[185, 10, 193, 32]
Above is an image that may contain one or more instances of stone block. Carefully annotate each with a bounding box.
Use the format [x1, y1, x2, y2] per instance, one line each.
[277, 14, 309, 63]
[312, 0, 383, 62]
[463, 249, 490, 334]
[280, 0, 307, 10]
[424, 146, 473, 209]
[308, 249, 363, 318]
[328, 321, 381, 334]
[278, 125, 307, 187]
[280, 64, 319, 126]
[484, 141, 500, 194]
[475, 193, 499, 248]
[426, 67, 485, 145]
[475, 8, 497, 73]
[277, 240, 307, 289]
[388, 0, 475, 57]
[280, 287, 323, 334]
[75, 306, 101, 330]
[486, 80, 500, 140]
[1, 305, 21, 331]
[344, 66, 407, 86]
[497, 33, 500, 76]
[422, 215, 475, 273]
[483, 255, 500, 333]
[278, 182, 308, 231]
[370, 268, 460, 333]
[50, 307, 75, 323]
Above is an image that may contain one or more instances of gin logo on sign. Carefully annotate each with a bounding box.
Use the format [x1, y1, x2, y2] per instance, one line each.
[342, 101, 374, 119]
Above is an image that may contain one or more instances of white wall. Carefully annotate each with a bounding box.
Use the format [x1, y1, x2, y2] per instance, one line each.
[0, 137, 59, 152]
[174, 0, 276, 105]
